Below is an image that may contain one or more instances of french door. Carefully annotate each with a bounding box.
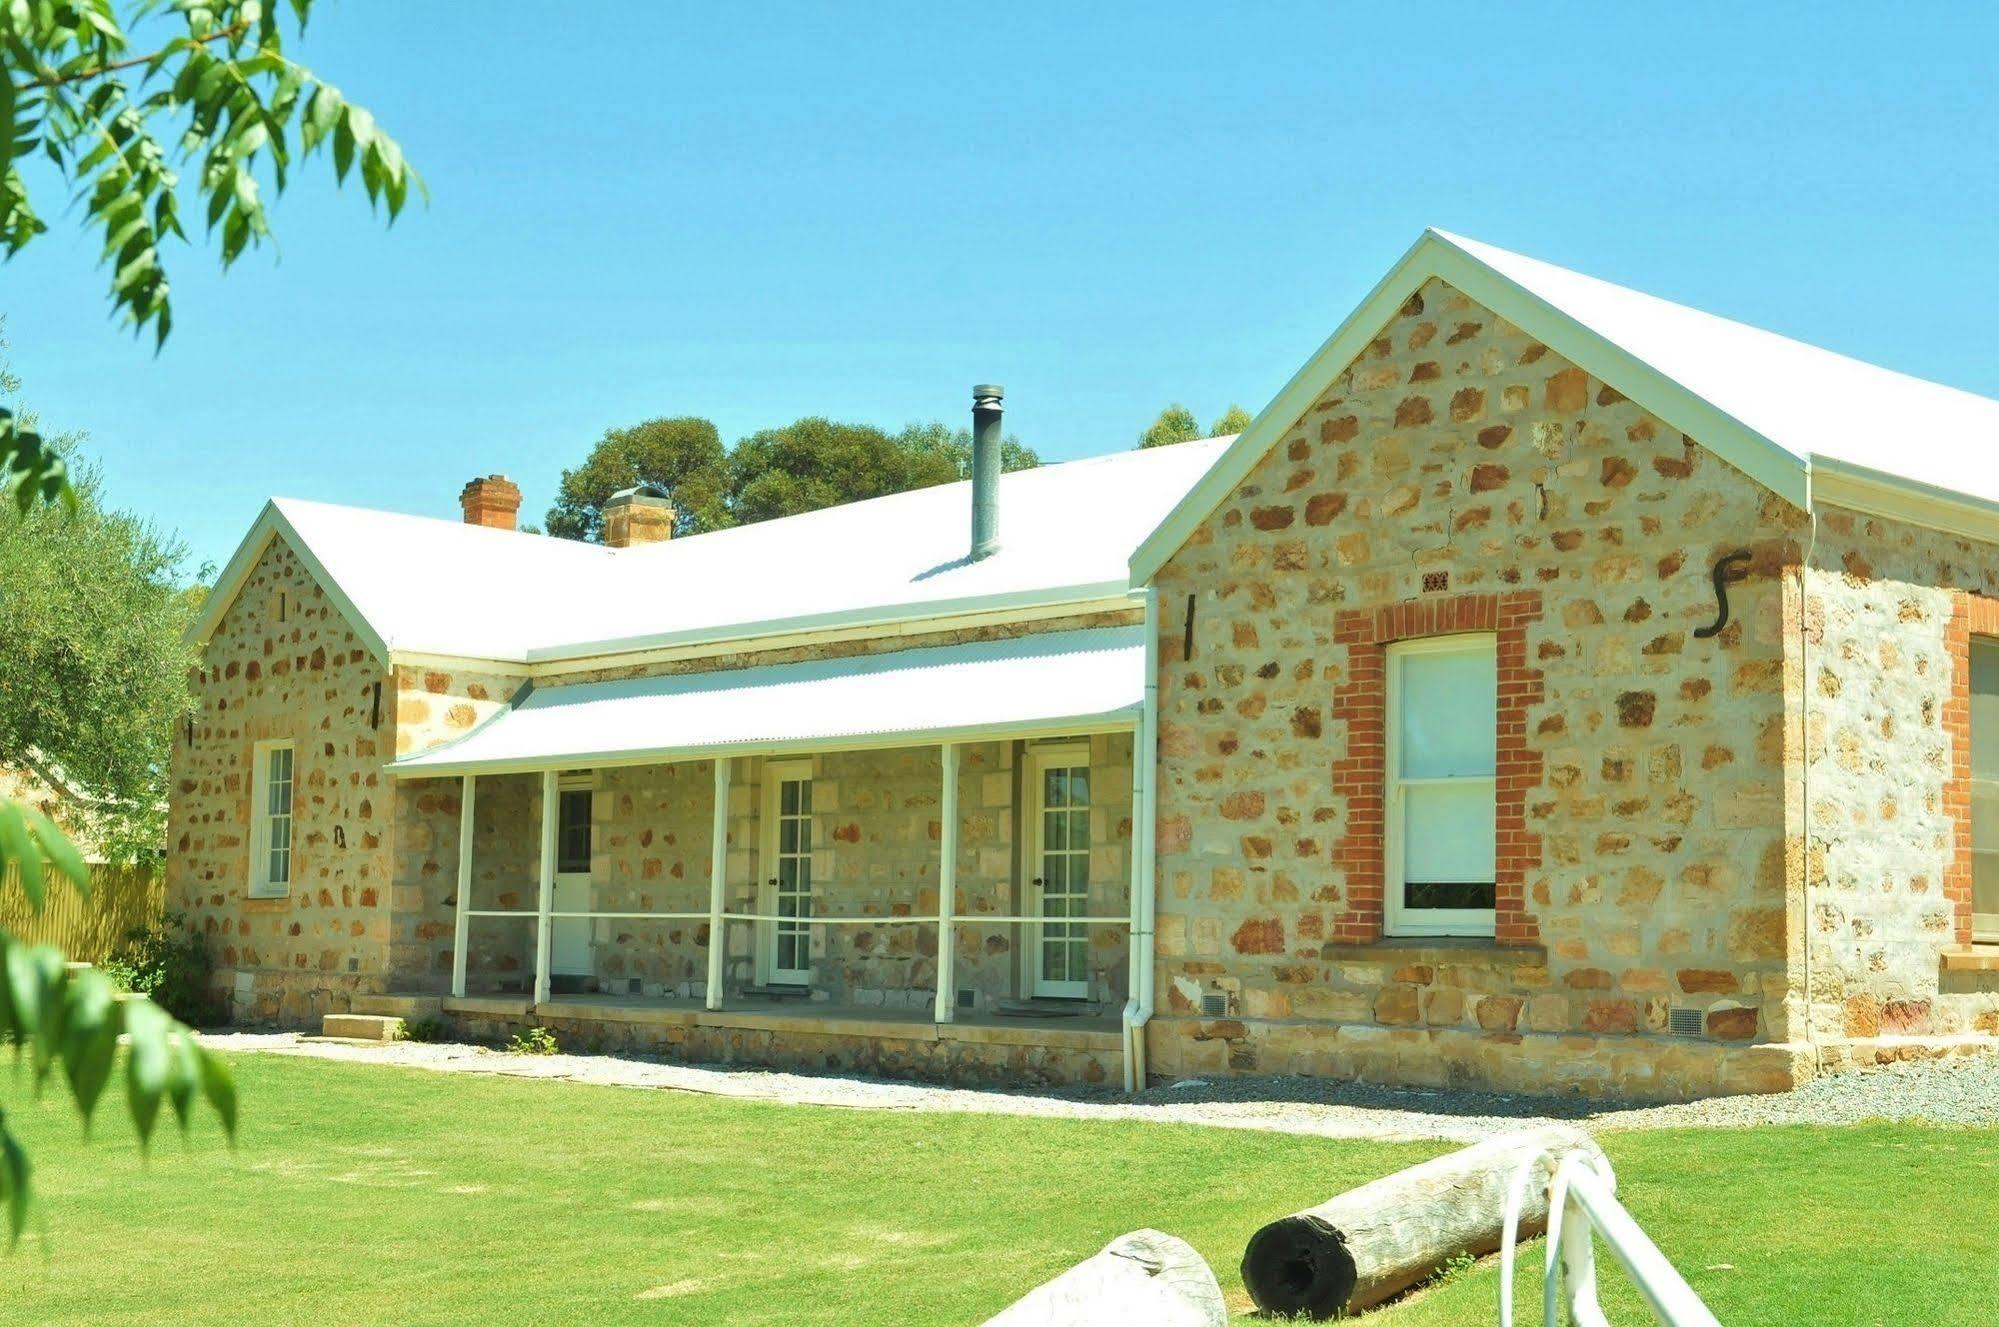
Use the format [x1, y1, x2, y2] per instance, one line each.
[759, 761, 814, 985]
[1028, 744, 1092, 998]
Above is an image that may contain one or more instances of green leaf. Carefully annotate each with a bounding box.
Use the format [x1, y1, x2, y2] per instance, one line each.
[59, 970, 118, 1129]
[330, 107, 354, 181]
[0, 1116, 29, 1247]
[0, 801, 43, 912]
[164, 1030, 199, 1132]
[18, 804, 88, 896]
[124, 997, 169, 1147]
[195, 1041, 237, 1138]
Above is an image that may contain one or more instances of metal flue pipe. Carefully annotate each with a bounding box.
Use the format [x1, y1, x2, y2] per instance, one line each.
[971, 384, 1003, 560]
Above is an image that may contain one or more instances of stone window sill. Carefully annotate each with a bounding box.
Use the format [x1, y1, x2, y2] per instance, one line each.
[242, 895, 291, 913]
[1941, 944, 1999, 973]
[1321, 936, 1549, 966]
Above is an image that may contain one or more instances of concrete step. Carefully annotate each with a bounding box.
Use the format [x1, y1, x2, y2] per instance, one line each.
[320, 1013, 404, 1042]
[350, 994, 442, 1019]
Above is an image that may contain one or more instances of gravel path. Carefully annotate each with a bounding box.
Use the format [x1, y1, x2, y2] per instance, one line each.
[200, 1032, 1999, 1142]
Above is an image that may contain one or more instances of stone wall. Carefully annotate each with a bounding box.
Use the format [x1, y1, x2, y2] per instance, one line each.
[1798, 504, 1999, 1055]
[1146, 276, 1806, 1097]
[166, 535, 396, 1022]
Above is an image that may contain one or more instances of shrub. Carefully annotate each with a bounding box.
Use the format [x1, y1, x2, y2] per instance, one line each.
[399, 1015, 450, 1044]
[506, 1025, 559, 1055]
[101, 911, 223, 1026]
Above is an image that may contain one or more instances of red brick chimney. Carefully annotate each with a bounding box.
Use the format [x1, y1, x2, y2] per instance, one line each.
[459, 474, 522, 531]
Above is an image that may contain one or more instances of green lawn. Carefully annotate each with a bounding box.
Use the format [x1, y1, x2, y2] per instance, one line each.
[4, 1054, 1996, 1325]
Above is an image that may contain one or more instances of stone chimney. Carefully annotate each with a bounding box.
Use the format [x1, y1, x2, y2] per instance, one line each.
[604, 485, 676, 547]
[459, 474, 522, 531]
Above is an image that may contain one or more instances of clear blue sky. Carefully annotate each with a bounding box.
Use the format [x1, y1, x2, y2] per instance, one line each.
[7, 1, 1999, 574]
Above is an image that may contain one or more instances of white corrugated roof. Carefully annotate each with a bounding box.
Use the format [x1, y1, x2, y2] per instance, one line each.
[202, 438, 1228, 666]
[389, 625, 1143, 776]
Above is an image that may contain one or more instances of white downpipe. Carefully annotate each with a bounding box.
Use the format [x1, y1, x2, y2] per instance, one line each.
[532, 768, 557, 1006]
[1501, 1148, 1722, 1327]
[451, 774, 475, 999]
[1122, 587, 1161, 1093]
[705, 757, 730, 1010]
[935, 741, 960, 1024]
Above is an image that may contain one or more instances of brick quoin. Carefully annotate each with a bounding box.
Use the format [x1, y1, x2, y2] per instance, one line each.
[1944, 592, 1999, 946]
[1329, 590, 1544, 946]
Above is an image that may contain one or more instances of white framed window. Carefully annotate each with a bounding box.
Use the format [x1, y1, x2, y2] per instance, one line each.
[248, 740, 295, 898]
[1972, 638, 1999, 941]
[1385, 634, 1497, 937]
[556, 773, 594, 875]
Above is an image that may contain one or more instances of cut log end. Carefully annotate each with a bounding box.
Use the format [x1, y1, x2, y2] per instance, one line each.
[1240, 1215, 1357, 1320]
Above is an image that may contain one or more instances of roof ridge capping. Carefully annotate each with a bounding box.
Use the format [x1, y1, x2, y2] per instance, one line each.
[1130, 227, 1999, 583]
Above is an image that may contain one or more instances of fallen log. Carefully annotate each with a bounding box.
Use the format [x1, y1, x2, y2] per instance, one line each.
[1240, 1123, 1606, 1319]
[982, 1228, 1226, 1327]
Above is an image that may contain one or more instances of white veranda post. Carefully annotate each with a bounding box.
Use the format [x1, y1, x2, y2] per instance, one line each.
[451, 773, 475, 999]
[706, 757, 730, 1010]
[533, 768, 558, 1005]
[934, 742, 960, 1024]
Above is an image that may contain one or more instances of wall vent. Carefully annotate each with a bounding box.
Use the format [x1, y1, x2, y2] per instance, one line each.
[1421, 570, 1450, 593]
[1667, 1006, 1705, 1038]
[958, 988, 977, 1010]
[1199, 991, 1229, 1018]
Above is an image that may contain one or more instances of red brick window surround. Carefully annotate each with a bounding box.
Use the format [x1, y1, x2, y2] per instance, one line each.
[1947, 592, 1999, 945]
[1331, 592, 1544, 946]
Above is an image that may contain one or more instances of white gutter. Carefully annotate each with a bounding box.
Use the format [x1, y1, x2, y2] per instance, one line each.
[1122, 587, 1161, 1092]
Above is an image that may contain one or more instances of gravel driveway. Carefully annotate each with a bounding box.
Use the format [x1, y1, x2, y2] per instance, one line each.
[202, 1031, 1999, 1142]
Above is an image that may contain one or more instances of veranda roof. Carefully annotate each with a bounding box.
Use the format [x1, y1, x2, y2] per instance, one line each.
[389, 625, 1145, 777]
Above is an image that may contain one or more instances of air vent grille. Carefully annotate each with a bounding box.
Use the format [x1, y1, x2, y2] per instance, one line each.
[957, 988, 976, 1010]
[1667, 1006, 1705, 1037]
[1199, 992, 1229, 1018]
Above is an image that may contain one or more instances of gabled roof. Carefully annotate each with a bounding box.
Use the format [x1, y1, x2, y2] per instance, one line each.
[193, 437, 1231, 668]
[1131, 229, 1999, 581]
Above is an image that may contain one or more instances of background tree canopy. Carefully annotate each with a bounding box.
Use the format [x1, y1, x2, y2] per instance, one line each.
[546, 417, 1040, 542]
[0, 332, 199, 862]
[1139, 402, 1252, 448]
[545, 417, 730, 541]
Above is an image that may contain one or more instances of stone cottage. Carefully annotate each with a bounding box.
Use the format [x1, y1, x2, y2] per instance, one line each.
[172, 229, 1999, 1098]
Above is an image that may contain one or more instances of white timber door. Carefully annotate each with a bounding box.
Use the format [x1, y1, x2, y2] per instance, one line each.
[1028, 743, 1092, 999]
[759, 761, 814, 986]
[550, 780, 594, 977]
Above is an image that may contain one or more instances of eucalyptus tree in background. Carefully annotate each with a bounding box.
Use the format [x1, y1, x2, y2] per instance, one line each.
[893, 419, 1039, 481]
[2, 0, 422, 345]
[1138, 403, 1201, 448]
[1138, 403, 1252, 448]
[545, 416, 733, 541]
[1211, 404, 1253, 436]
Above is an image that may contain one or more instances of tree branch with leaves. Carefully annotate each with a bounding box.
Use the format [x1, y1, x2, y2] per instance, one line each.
[2, 0, 422, 345]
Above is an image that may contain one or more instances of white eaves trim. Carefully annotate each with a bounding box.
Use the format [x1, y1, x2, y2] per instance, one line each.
[1808, 454, 1999, 545]
[1129, 228, 1812, 583]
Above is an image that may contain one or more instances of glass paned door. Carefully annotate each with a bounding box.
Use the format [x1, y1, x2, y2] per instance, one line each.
[762, 763, 813, 985]
[1031, 745, 1091, 998]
